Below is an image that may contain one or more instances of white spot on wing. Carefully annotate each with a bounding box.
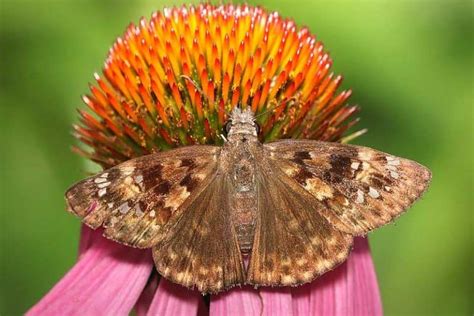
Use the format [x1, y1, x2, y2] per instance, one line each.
[107, 202, 114, 209]
[134, 204, 144, 216]
[149, 210, 156, 218]
[356, 189, 364, 204]
[388, 159, 400, 166]
[94, 177, 107, 184]
[98, 188, 107, 197]
[97, 182, 111, 188]
[368, 187, 380, 199]
[118, 202, 130, 214]
[390, 171, 399, 179]
[134, 174, 143, 184]
[351, 161, 360, 170]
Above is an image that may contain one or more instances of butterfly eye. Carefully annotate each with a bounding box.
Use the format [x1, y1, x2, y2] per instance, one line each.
[255, 122, 261, 135]
[224, 121, 232, 134]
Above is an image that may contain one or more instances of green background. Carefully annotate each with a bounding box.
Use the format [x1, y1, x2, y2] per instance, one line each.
[1, 0, 472, 315]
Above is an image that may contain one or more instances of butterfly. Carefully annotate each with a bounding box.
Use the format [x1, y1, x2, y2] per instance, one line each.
[66, 107, 431, 293]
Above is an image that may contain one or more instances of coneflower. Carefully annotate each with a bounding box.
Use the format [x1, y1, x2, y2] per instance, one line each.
[28, 4, 381, 315]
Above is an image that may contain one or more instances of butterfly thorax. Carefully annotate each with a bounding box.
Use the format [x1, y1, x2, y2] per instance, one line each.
[221, 108, 262, 254]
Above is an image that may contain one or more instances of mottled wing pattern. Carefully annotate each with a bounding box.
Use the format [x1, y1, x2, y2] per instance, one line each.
[65, 145, 219, 248]
[152, 174, 245, 293]
[247, 163, 353, 286]
[265, 140, 432, 235]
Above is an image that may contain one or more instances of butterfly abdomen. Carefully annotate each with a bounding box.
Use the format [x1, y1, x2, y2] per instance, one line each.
[225, 139, 260, 255]
[232, 189, 257, 254]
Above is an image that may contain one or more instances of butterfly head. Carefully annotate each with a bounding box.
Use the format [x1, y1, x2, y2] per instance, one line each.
[225, 107, 259, 139]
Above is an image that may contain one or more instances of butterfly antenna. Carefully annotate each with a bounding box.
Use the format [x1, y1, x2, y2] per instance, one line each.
[181, 74, 238, 114]
[254, 96, 299, 119]
[340, 128, 368, 143]
[180, 75, 206, 100]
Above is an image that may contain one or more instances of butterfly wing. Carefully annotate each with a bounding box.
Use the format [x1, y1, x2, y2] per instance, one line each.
[65, 145, 219, 248]
[264, 139, 432, 235]
[152, 173, 245, 293]
[247, 160, 353, 286]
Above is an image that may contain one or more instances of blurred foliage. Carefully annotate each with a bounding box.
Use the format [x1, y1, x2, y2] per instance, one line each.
[0, 0, 472, 315]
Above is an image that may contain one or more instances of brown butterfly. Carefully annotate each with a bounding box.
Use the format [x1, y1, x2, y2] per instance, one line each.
[66, 107, 431, 293]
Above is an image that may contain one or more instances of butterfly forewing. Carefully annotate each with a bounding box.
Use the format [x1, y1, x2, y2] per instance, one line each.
[265, 140, 432, 235]
[65, 145, 219, 248]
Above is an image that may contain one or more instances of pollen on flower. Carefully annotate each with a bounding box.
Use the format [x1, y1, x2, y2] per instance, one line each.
[73, 4, 361, 168]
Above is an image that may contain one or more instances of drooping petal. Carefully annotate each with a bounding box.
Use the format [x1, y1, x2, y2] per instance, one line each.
[135, 272, 160, 316]
[27, 230, 154, 316]
[77, 224, 100, 256]
[292, 237, 383, 316]
[346, 237, 383, 315]
[260, 287, 294, 316]
[146, 278, 206, 316]
[210, 286, 262, 316]
[291, 284, 311, 315]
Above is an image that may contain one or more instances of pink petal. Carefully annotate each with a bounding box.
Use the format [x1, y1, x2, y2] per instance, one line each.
[146, 278, 205, 316]
[291, 283, 311, 315]
[135, 273, 160, 316]
[260, 287, 293, 316]
[27, 230, 154, 316]
[210, 286, 262, 316]
[77, 224, 100, 257]
[293, 237, 383, 316]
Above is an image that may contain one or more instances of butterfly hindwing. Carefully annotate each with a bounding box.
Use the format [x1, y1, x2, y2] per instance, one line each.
[247, 162, 353, 286]
[265, 140, 432, 235]
[65, 145, 219, 248]
[152, 173, 246, 293]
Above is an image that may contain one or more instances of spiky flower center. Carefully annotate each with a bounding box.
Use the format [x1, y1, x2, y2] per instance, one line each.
[75, 4, 359, 168]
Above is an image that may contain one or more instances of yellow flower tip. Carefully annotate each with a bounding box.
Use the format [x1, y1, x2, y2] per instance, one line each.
[75, 4, 361, 168]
